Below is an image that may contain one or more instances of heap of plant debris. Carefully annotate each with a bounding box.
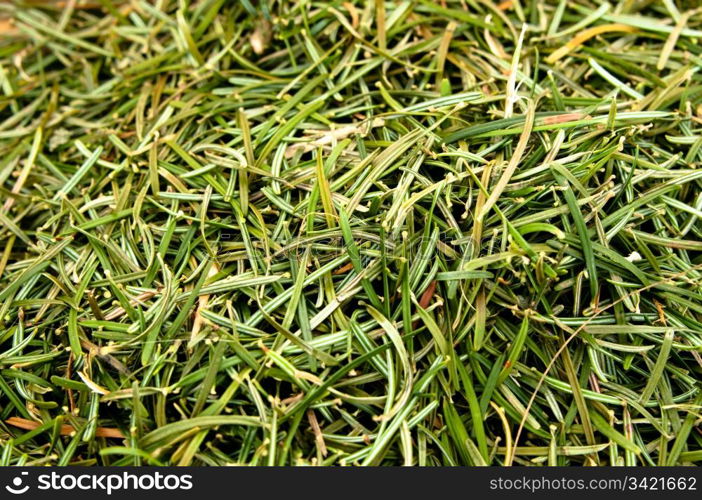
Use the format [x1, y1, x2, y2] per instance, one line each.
[1, 0, 701, 466]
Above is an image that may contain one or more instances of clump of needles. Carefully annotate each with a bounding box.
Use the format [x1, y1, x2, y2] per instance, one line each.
[1, 0, 702, 466]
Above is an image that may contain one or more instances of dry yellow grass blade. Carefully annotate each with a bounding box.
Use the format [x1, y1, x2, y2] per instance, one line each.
[546, 23, 638, 63]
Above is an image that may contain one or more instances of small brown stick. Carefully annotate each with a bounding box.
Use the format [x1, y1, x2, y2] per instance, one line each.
[307, 409, 328, 457]
[5, 417, 125, 439]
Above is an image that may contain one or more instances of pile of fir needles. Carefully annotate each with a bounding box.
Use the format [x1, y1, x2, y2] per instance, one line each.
[1, 0, 702, 466]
